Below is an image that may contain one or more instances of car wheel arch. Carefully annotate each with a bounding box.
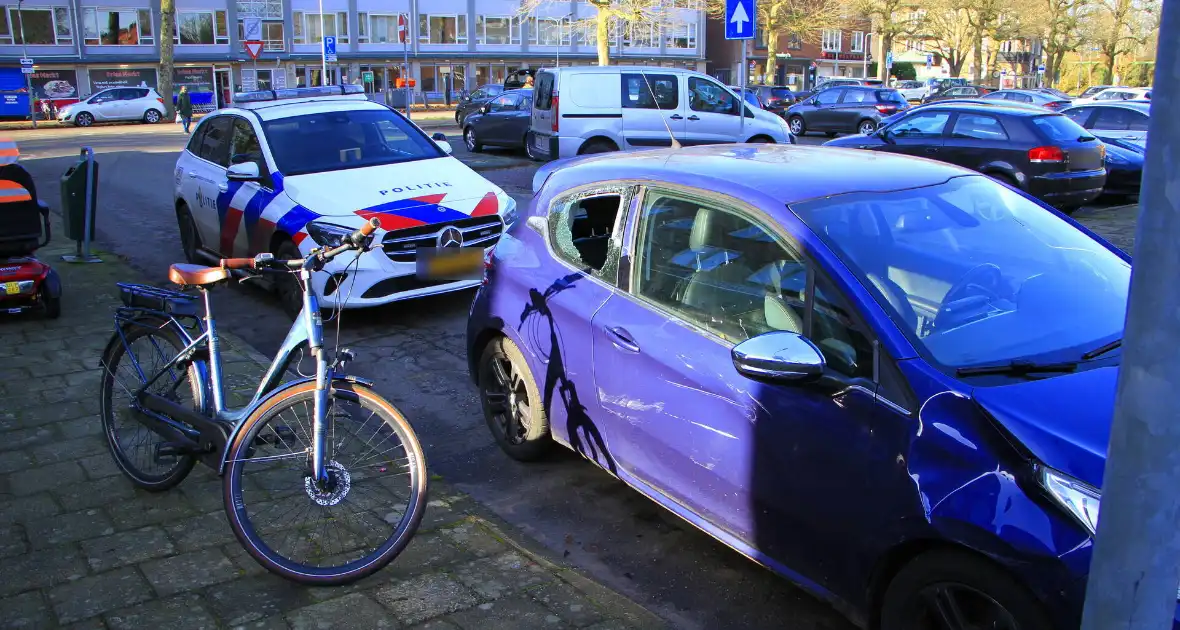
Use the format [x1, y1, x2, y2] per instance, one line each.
[745, 134, 776, 144]
[980, 165, 1025, 189]
[577, 136, 619, 154]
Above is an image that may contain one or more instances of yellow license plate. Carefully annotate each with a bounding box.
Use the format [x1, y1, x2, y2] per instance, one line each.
[416, 248, 483, 280]
[1, 282, 18, 295]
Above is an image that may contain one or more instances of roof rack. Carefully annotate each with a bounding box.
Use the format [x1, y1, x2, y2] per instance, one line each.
[232, 84, 367, 106]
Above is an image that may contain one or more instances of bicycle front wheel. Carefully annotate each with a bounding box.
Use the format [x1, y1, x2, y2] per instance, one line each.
[223, 380, 428, 585]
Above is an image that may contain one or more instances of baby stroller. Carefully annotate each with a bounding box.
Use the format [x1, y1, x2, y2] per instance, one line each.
[0, 152, 61, 318]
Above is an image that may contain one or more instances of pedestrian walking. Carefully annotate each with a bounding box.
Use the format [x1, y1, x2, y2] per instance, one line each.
[177, 86, 193, 134]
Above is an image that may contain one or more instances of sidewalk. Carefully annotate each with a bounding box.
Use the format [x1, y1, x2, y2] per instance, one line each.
[0, 217, 665, 630]
[0, 107, 458, 133]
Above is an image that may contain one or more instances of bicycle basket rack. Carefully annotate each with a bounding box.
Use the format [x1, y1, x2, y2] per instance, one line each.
[117, 283, 200, 318]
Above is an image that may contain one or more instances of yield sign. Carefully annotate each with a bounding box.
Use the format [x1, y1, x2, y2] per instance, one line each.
[244, 40, 264, 59]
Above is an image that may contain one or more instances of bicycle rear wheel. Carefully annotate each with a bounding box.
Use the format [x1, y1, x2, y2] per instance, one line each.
[99, 321, 202, 491]
[223, 380, 428, 585]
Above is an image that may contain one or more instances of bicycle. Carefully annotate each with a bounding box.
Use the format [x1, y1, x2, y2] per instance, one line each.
[98, 218, 428, 585]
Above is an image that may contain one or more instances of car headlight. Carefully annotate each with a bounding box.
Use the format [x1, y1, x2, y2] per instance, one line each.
[1042, 467, 1101, 534]
[501, 196, 519, 229]
[305, 221, 353, 248]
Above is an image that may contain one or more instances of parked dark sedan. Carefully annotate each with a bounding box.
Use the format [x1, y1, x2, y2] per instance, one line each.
[455, 83, 505, 124]
[824, 102, 1107, 210]
[982, 89, 1072, 111]
[786, 86, 909, 137]
[753, 85, 797, 115]
[462, 88, 534, 155]
[921, 84, 992, 103]
[1101, 141, 1144, 198]
[879, 99, 1044, 127]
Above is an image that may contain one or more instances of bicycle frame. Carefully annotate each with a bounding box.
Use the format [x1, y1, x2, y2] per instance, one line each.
[115, 266, 336, 483]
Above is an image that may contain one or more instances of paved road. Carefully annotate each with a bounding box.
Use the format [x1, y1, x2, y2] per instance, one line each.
[13, 123, 1138, 630]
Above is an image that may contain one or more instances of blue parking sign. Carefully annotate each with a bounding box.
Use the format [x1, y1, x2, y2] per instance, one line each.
[724, 0, 755, 40]
[323, 35, 337, 62]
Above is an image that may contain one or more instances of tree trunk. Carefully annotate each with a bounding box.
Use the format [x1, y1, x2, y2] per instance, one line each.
[949, 54, 965, 77]
[972, 31, 984, 83]
[879, 35, 893, 81]
[1103, 51, 1117, 84]
[159, 0, 176, 117]
[596, 11, 611, 66]
[765, 29, 780, 84]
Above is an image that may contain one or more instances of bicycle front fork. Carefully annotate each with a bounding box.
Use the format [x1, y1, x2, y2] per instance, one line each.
[300, 267, 333, 487]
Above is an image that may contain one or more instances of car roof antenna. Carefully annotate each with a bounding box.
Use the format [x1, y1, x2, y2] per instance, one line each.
[640, 73, 682, 150]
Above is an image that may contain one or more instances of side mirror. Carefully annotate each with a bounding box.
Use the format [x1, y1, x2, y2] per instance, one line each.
[432, 133, 453, 154]
[810, 99, 820, 106]
[731, 332, 825, 383]
[226, 161, 261, 181]
[481, 104, 491, 113]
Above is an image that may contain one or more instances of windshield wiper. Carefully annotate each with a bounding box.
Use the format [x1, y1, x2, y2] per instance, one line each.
[956, 360, 1079, 377]
[1081, 338, 1122, 360]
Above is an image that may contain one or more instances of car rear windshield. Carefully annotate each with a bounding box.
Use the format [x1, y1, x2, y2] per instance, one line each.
[1031, 115, 1095, 143]
[790, 175, 1129, 370]
[877, 90, 907, 103]
[534, 72, 555, 110]
[769, 88, 793, 98]
[262, 109, 444, 176]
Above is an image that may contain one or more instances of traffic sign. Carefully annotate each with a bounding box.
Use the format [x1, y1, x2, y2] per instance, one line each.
[323, 35, 337, 62]
[244, 41, 264, 59]
[925, 54, 933, 68]
[20, 67, 33, 74]
[1037, 64, 1046, 74]
[886, 51, 893, 68]
[19, 58, 32, 66]
[724, 0, 755, 40]
[398, 14, 408, 44]
[362, 71, 374, 83]
[242, 18, 262, 41]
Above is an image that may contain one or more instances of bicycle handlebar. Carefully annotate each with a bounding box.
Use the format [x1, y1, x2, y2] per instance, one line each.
[218, 218, 381, 273]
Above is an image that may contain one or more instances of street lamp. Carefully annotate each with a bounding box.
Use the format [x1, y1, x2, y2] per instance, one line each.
[17, 0, 36, 128]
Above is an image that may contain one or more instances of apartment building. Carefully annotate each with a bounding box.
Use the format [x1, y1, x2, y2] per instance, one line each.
[705, 20, 872, 91]
[1, 0, 706, 108]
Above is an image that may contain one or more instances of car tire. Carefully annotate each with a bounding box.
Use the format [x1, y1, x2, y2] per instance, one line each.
[176, 204, 202, 264]
[274, 239, 305, 318]
[465, 127, 483, 153]
[74, 112, 93, 127]
[788, 116, 806, 135]
[143, 109, 162, 124]
[858, 119, 878, 135]
[478, 336, 552, 462]
[880, 549, 1052, 630]
[578, 139, 618, 155]
[39, 283, 61, 319]
[455, 111, 462, 124]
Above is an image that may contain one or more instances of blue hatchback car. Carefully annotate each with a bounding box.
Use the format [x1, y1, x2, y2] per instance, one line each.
[466, 144, 1150, 629]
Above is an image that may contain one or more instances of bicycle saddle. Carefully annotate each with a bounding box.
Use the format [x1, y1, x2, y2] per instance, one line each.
[169, 263, 229, 287]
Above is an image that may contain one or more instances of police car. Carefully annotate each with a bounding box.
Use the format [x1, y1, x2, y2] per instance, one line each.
[173, 84, 517, 315]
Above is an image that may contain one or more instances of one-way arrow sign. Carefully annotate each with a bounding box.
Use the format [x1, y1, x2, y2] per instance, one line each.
[725, 0, 755, 40]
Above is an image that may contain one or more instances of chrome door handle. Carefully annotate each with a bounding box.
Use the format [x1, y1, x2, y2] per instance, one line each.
[669, 114, 684, 120]
[217, 183, 229, 192]
[687, 115, 700, 121]
[604, 326, 640, 353]
[187, 171, 197, 178]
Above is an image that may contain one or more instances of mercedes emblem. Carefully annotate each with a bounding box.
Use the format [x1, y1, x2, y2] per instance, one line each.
[436, 225, 463, 248]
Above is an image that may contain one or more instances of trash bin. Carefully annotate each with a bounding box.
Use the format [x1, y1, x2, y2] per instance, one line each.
[60, 153, 98, 242]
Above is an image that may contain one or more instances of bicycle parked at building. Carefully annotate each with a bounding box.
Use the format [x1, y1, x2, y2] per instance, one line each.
[98, 218, 428, 585]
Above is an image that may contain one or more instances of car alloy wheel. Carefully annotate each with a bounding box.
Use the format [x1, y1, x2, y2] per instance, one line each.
[477, 337, 551, 461]
[859, 120, 877, 135]
[789, 116, 805, 135]
[177, 206, 201, 263]
[75, 112, 93, 127]
[908, 583, 1019, 630]
[465, 128, 482, 152]
[144, 109, 161, 124]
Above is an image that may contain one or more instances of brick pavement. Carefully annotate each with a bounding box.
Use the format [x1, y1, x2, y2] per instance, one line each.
[0, 219, 665, 630]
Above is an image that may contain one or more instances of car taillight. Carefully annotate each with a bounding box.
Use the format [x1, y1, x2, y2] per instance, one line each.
[551, 94, 559, 133]
[1029, 146, 1065, 163]
[157, 97, 165, 104]
[875, 104, 898, 114]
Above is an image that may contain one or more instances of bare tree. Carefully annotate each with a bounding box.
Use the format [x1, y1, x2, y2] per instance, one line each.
[705, 0, 845, 84]
[962, 0, 1024, 83]
[518, 0, 672, 66]
[850, 0, 925, 81]
[1025, 0, 1091, 86]
[919, 0, 973, 76]
[1093, 0, 1157, 82]
[159, 0, 175, 117]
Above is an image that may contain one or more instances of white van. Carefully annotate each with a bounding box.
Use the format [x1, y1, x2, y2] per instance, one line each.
[526, 66, 795, 160]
